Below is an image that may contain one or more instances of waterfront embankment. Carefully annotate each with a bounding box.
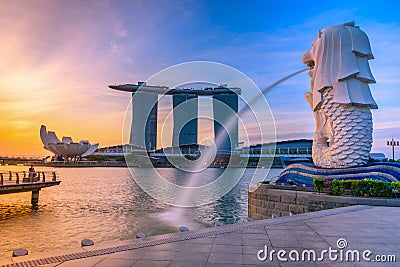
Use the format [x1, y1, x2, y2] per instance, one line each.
[249, 183, 400, 219]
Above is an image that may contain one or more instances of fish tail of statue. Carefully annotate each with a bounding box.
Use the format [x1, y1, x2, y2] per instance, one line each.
[311, 88, 373, 168]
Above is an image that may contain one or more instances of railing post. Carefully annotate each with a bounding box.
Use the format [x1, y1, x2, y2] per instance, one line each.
[9, 171, 12, 180]
[42, 172, 46, 182]
[23, 171, 26, 178]
[0, 173, 3, 185]
[52, 172, 56, 181]
[16, 173, 19, 184]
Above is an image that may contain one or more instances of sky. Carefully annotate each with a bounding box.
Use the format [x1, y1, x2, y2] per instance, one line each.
[1, 0, 400, 158]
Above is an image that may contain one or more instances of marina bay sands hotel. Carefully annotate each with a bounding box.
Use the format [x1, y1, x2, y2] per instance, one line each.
[109, 82, 241, 153]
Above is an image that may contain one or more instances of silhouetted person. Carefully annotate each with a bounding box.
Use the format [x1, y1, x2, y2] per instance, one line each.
[28, 165, 36, 178]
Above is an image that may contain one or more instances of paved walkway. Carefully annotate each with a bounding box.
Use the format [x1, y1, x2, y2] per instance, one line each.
[1, 205, 399, 267]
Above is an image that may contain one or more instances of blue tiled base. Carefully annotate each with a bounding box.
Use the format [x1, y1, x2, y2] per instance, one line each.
[274, 162, 400, 187]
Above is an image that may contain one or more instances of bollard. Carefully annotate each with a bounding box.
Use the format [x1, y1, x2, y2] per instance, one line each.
[136, 232, 146, 238]
[81, 239, 94, 247]
[12, 248, 28, 257]
[179, 226, 189, 232]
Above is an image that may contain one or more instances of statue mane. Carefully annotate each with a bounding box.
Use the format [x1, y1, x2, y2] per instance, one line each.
[309, 23, 378, 111]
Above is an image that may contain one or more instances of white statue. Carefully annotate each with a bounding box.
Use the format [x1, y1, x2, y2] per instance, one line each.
[302, 22, 378, 168]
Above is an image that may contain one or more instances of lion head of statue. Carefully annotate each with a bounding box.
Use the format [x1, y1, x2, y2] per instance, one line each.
[302, 22, 378, 111]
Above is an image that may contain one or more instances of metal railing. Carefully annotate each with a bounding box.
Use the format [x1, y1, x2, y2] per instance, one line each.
[0, 171, 58, 186]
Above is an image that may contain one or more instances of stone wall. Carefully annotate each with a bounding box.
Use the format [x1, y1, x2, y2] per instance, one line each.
[248, 184, 400, 220]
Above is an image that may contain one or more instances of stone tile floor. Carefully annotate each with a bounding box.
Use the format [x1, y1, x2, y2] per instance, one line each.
[1, 205, 399, 266]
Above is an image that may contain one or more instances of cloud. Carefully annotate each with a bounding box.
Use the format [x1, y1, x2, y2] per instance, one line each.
[0, 1, 135, 155]
[0, 2, 399, 156]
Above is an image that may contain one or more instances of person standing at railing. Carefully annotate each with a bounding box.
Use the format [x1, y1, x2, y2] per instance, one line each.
[28, 165, 36, 178]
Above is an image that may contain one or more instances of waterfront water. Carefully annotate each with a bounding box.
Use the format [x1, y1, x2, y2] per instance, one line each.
[0, 166, 281, 258]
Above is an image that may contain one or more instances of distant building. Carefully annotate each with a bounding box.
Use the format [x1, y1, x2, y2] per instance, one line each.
[241, 140, 388, 162]
[40, 125, 98, 162]
[130, 90, 158, 151]
[109, 82, 241, 153]
[213, 91, 239, 153]
[172, 94, 198, 146]
[152, 144, 203, 156]
[240, 139, 313, 156]
[92, 144, 145, 157]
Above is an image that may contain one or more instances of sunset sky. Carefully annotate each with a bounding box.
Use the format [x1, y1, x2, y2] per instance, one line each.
[1, 1, 400, 158]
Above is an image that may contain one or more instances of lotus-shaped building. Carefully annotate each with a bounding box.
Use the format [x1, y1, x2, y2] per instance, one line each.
[40, 125, 99, 161]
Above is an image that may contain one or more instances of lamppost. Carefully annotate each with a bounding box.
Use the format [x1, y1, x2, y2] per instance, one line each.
[387, 138, 399, 161]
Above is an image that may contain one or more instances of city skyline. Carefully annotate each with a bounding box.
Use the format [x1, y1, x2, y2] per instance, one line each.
[1, 1, 400, 157]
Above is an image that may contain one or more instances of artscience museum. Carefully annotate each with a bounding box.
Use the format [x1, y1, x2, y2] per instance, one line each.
[40, 125, 99, 162]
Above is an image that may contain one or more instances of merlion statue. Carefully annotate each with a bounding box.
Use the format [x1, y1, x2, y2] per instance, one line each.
[302, 22, 378, 168]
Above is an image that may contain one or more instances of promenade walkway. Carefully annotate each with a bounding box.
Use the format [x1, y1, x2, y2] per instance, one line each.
[1, 205, 399, 266]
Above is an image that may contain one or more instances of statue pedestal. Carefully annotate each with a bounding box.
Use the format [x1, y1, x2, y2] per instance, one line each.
[274, 162, 400, 187]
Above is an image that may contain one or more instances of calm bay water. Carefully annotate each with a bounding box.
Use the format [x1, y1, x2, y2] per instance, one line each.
[0, 166, 281, 258]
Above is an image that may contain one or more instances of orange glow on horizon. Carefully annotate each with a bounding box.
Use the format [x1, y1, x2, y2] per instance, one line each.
[0, 2, 134, 157]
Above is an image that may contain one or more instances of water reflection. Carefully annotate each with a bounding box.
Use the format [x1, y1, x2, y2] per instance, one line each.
[0, 166, 281, 258]
[0, 203, 41, 220]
